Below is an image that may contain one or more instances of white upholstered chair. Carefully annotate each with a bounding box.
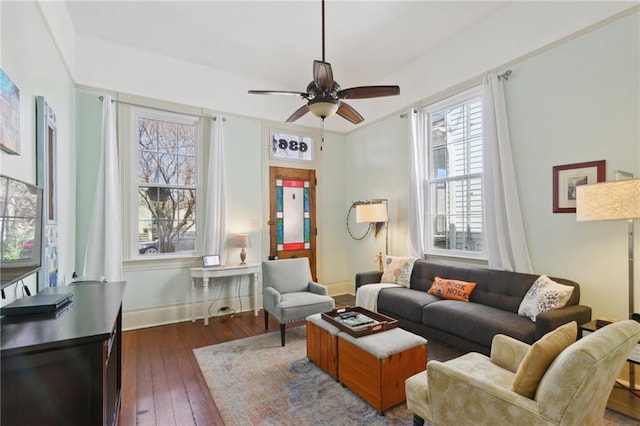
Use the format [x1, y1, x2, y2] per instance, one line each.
[406, 319, 640, 425]
[262, 258, 335, 346]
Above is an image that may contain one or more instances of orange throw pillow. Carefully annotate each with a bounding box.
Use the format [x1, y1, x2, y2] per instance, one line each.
[428, 276, 477, 302]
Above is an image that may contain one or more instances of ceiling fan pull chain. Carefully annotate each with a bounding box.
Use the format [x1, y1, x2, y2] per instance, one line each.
[320, 118, 325, 151]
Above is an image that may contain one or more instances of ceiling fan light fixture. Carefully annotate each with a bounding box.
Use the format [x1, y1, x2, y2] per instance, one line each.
[308, 99, 339, 119]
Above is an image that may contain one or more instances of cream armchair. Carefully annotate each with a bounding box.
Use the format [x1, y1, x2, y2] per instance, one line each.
[406, 320, 640, 426]
[262, 258, 335, 346]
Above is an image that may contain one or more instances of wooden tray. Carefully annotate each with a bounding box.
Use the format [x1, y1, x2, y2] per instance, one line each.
[322, 306, 398, 338]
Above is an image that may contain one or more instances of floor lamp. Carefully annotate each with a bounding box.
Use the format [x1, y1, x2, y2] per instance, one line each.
[356, 200, 389, 271]
[576, 178, 640, 390]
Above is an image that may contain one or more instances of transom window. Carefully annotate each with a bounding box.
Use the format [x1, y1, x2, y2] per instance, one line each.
[133, 108, 200, 256]
[423, 87, 484, 256]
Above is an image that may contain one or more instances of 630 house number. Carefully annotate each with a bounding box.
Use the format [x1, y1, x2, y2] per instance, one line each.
[274, 136, 309, 153]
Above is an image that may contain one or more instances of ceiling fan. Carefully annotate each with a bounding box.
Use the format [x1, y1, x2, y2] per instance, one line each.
[248, 0, 400, 125]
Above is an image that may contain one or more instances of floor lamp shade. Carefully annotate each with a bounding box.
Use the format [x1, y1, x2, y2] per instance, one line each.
[576, 179, 640, 222]
[355, 203, 388, 224]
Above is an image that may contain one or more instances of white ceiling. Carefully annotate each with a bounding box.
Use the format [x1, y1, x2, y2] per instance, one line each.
[63, 1, 636, 132]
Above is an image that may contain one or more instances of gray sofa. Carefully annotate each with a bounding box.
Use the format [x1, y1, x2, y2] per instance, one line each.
[355, 260, 592, 355]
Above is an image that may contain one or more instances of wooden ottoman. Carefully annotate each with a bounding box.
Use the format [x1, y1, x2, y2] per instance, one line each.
[306, 313, 340, 380]
[338, 328, 427, 413]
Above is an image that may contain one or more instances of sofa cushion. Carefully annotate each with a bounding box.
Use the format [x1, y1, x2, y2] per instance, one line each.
[428, 277, 477, 302]
[412, 261, 581, 313]
[518, 275, 575, 322]
[376, 287, 441, 323]
[511, 321, 577, 399]
[422, 300, 536, 347]
[380, 256, 417, 287]
[412, 262, 532, 312]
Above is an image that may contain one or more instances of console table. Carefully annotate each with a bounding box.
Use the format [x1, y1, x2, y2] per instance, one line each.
[1, 281, 126, 426]
[190, 263, 261, 325]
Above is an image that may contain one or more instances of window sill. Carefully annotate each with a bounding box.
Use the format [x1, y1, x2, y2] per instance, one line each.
[424, 252, 488, 268]
[123, 255, 201, 272]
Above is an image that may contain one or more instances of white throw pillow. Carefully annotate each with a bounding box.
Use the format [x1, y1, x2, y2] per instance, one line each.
[518, 275, 574, 322]
[380, 256, 417, 287]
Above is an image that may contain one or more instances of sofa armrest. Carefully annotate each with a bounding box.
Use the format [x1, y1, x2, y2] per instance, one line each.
[355, 271, 383, 289]
[535, 305, 592, 340]
[490, 334, 531, 373]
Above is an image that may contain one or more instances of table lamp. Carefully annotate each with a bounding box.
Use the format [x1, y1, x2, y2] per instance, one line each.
[235, 234, 252, 265]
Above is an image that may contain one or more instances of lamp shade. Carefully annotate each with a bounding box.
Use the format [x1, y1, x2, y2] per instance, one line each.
[308, 100, 339, 119]
[234, 234, 252, 248]
[356, 203, 388, 223]
[576, 179, 640, 222]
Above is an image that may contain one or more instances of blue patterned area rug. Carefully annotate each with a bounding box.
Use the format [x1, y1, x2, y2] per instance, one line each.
[193, 326, 636, 425]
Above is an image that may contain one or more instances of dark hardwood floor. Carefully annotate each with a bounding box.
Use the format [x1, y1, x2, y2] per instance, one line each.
[117, 310, 307, 426]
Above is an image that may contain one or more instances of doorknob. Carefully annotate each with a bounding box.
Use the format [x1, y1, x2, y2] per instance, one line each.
[268, 219, 276, 226]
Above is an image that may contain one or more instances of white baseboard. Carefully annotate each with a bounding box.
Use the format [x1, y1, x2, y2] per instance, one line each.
[327, 281, 354, 296]
[123, 295, 256, 330]
[122, 280, 355, 331]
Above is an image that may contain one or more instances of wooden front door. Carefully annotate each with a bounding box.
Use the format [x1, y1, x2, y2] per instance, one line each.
[268, 167, 317, 280]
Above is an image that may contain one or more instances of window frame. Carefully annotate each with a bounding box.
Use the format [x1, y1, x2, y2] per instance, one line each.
[423, 86, 486, 260]
[123, 106, 203, 263]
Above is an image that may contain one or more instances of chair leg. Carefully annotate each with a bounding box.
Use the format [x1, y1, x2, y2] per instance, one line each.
[412, 414, 425, 426]
[280, 324, 286, 346]
[264, 310, 269, 330]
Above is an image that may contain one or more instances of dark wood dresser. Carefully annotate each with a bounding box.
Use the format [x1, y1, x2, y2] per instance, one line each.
[1, 281, 126, 425]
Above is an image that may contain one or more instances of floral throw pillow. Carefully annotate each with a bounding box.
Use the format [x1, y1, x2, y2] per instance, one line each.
[518, 275, 574, 322]
[380, 256, 417, 287]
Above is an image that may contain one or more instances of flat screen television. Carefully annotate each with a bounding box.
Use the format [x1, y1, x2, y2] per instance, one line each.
[0, 175, 43, 290]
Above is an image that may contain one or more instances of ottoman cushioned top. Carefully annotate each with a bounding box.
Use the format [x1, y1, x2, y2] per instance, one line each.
[305, 313, 341, 335]
[338, 328, 427, 359]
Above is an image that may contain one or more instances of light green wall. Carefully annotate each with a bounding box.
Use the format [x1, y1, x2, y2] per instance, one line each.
[0, 1, 76, 300]
[345, 11, 640, 320]
[506, 12, 639, 320]
[345, 114, 410, 278]
[8, 1, 638, 321]
[75, 89, 103, 274]
[73, 92, 350, 311]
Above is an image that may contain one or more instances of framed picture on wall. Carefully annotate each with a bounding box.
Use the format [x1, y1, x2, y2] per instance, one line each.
[552, 160, 605, 213]
[0, 69, 21, 155]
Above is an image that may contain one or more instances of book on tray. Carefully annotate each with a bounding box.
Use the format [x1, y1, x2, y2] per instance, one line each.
[341, 313, 376, 328]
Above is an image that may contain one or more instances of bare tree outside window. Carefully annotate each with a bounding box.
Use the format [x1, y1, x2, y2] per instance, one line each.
[136, 114, 198, 255]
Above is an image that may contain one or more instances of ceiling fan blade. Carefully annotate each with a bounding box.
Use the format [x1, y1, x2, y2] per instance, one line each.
[337, 102, 364, 124]
[248, 90, 307, 97]
[313, 60, 334, 92]
[337, 86, 400, 100]
[286, 104, 310, 122]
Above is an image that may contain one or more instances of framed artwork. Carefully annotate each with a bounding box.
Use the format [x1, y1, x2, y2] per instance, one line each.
[553, 160, 605, 213]
[0, 69, 21, 155]
[36, 96, 58, 288]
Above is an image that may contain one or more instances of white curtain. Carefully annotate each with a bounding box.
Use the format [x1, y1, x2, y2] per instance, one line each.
[202, 117, 227, 259]
[407, 108, 426, 258]
[482, 73, 532, 273]
[83, 95, 123, 281]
